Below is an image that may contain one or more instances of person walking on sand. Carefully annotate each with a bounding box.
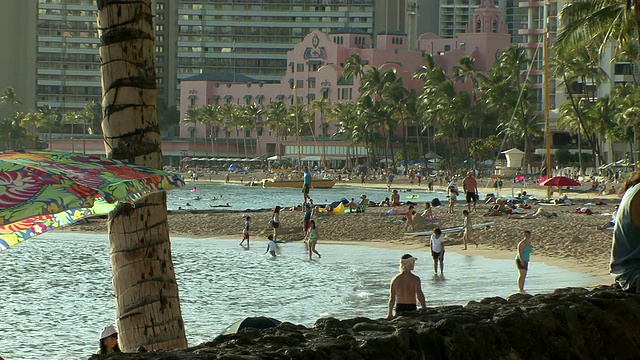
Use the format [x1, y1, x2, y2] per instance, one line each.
[302, 166, 312, 203]
[462, 209, 478, 250]
[515, 230, 533, 293]
[462, 171, 479, 212]
[430, 228, 445, 275]
[305, 219, 321, 260]
[271, 205, 281, 240]
[239, 214, 250, 248]
[403, 205, 415, 232]
[386, 254, 426, 319]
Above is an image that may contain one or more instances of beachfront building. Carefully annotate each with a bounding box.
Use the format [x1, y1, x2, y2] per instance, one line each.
[0, 0, 376, 120]
[177, 1, 510, 166]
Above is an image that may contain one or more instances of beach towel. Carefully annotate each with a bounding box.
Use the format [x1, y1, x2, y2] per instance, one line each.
[424, 216, 444, 221]
[572, 207, 593, 215]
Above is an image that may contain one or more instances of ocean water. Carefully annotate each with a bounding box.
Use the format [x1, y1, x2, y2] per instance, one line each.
[0, 232, 599, 360]
[171, 182, 443, 211]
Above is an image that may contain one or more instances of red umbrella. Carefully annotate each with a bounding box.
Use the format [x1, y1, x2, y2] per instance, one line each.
[539, 176, 581, 187]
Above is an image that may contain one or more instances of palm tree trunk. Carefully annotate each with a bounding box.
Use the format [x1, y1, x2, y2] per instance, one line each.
[562, 75, 606, 165]
[97, 0, 187, 351]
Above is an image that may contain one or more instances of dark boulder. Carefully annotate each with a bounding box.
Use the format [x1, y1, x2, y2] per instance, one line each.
[90, 286, 640, 360]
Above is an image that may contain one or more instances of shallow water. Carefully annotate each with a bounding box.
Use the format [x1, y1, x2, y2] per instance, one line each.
[0, 233, 597, 359]
[172, 182, 444, 211]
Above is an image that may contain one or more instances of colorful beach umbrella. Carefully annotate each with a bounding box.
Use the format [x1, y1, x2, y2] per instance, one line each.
[0, 150, 185, 251]
[539, 176, 581, 187]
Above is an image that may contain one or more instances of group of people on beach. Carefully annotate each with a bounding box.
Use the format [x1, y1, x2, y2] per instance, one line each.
[387, 228, 534, 319]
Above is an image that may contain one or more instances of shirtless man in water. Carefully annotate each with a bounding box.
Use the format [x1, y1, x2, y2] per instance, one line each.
[386, 254, 426, 319]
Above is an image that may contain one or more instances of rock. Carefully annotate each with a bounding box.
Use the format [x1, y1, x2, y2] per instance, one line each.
[90, 286, 640, 360]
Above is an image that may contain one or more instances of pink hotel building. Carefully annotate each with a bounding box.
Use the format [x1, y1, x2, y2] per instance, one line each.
[177, 0, 509, 166]
[49, 1, 509, 165]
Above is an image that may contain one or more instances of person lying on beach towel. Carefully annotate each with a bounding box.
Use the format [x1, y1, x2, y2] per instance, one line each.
[597, 205, 618, 230]
[572, 207, 593, 215]
[383, 208, 407, 216]
[508, 208, 558, 219]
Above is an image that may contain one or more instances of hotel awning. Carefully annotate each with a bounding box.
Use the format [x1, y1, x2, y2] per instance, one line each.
[307, 77, 316, 81]
[223, 95, 232, 100]
[211, 95, 220, 100]
[187, 95, 196, 99]
[276, 94, 285, 100]
[288, 94, 294, 99]
[320, 87, 329, 93]
[307, 60, 322, 65]
[243, 94, 252, 99]
[256, 94, 264, 99]
[307, 93, 316, 99]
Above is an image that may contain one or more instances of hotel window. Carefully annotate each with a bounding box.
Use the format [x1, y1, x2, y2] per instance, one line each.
[297, 63, 304, 72]
[296, 80, 304, 88]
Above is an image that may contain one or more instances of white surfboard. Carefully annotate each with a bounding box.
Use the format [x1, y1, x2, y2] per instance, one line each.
[404, 222, 494, 236]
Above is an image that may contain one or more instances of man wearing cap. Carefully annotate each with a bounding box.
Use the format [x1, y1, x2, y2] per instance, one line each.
[463, 171, 479, 212]
[386, 254, 426, 319]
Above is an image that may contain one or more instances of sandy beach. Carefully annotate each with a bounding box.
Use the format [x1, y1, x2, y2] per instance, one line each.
[66, 173, 619, 284]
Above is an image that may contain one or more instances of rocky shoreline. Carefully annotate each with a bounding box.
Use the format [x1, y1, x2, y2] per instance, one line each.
[90, 285, 640, 360]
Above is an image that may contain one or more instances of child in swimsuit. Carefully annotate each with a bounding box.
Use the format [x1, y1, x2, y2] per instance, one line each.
[306, 220, 321, 260]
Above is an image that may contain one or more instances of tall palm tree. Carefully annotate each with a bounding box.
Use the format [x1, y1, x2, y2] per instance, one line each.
[200, 104, 220, 156]
[342, 53, 366, 83]
[245, 103, 263, 157]
[38, 105, 58, 149]
[182, 107, 201, 155]
[332, 102, 360, 168]
[453, 56, 482, 137]
[555, 0, 639, 55]
[0, 86, 22, 114]
[311, 98, 330, 167]
[219, 103, 237, 156]
[551, 44, 609, 165]
[96, 0, 187, 351]
[264, 101, 287, 156]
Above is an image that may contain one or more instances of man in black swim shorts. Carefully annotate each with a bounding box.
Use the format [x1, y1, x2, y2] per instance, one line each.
[387, 254, 426, 319]
[462, 171, 478, 212]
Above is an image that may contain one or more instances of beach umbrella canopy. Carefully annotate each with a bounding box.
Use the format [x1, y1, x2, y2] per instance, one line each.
[220, 316, 281, 336]
[0, 150, 185, 251]
[539, 176, 581, 187]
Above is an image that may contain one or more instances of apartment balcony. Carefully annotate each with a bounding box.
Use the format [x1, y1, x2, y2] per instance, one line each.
[518, 28, 545, 35]
[519, 42, 542, 49]
[518, 1, 545, 7]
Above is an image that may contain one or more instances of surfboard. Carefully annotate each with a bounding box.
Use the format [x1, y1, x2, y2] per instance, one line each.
[403, 222, 494, 236]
